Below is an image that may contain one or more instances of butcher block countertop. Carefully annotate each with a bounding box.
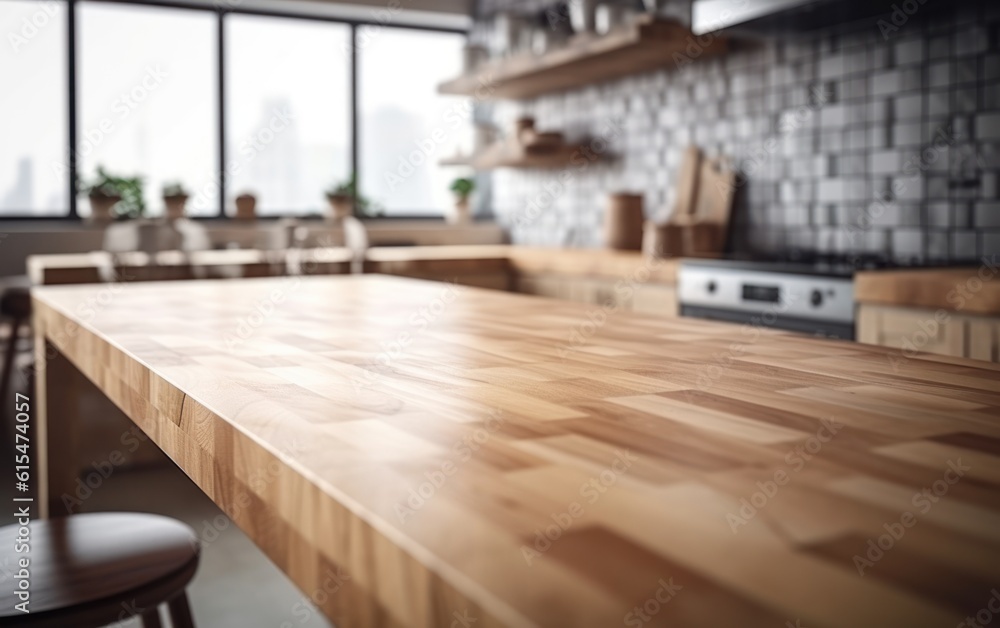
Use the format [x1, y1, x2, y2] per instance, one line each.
[28, 245, 681, 285]
[855, 263, 1000, 315]
[32, 275, 1000, 628]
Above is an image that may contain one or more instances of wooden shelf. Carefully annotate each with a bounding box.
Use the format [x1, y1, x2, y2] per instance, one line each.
[442, 141, 587, 170]
[437, 15, 727, 100]
[438, 155, 475, 167]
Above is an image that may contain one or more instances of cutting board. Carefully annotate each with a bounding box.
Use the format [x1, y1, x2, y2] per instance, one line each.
[643, 148, 735, 258]
[667, 145, 703, 225]
[694, 155, 735, 226]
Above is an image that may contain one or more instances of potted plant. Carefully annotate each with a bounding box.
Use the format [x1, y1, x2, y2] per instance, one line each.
[448, 177, 475, 224]
[162, 182, 189, 220]
[81, 166, 145, 221]
[325, 174, 380, 219]
[234, 192, 257, 220]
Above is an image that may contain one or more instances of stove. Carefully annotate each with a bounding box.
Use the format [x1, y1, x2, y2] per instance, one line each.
[678, 251, 919, 340]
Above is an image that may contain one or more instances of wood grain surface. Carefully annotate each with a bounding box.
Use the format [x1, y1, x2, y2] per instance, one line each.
[28, 245, 681, 286]
[856, 265, 1000, 315]
[31, 275, 1000, 628]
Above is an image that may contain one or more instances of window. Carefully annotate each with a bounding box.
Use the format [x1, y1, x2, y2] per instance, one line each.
[225, 15, 351, 217]
[78, 2, 218, 217]
[0, 0, 68, 216]
[0, 1, 468, 219]
[358, 28, 468, 216]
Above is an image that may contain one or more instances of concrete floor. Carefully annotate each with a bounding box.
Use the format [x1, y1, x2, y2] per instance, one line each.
[1, 463, 332, 628]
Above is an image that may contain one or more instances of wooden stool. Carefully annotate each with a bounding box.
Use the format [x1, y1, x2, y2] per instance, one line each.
[0, 285, 31, 409]
[0, 513, 199, 627]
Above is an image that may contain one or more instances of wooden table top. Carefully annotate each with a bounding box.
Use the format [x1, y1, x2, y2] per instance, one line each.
[856, 264, 1000, 315]
[32, 276, 1000, 627]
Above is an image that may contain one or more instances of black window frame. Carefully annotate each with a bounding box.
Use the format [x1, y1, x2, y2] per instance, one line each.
[0, 0, 468, 221]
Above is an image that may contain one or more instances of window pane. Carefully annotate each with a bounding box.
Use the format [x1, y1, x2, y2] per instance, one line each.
[359, 28, 468, 217]
[78, 3, 218, 217]
[225, 15, 350, 217]
[0, 0, 68, 216]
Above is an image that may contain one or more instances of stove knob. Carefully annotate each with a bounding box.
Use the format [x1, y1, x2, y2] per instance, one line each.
[706, 281, 717, 294]
[810, 289, 823, 307]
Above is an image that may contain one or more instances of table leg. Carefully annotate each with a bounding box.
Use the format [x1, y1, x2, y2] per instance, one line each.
[36, 337, 83, 519]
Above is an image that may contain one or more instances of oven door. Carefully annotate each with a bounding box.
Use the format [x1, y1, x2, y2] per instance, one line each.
[680, 304, 855, 340]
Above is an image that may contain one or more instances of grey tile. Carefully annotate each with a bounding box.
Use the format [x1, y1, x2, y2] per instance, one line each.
[984, 232, 1000, 257]
[842, 76, 868, 101]
[867, 46, 891, 71]
[983, 172, 998, 199]
[892, 229, 925, 260]
[952, 230, 978, 256]
[928, 61, 953, 89]
[927, 202, 951, 227]
[868, 99, 892, 122]
[927, 175, 949, 198]
[820, 104, 849, 127]
[953, 203, 974, 228]
[900, 67, 923, 91]
[926, 230, 949, 260]
[975, 202, 1000, 227]
[892, 175, 924, 201]
[892, 122, 924, 147]
[927, 90, 951, 117]
[986, 54, 1000, 81]
[956, 58, 978, 85]
[839, 153, 868, 176]
[818, 129, 844, 152]
[871, 150, 903, 175]
[894, 94, 923, 120]
[819, 54, 848, 80]
[977, 113, 1000, 140]
[848, 127, 869, 150]
[955, 26, 989, 56]
[929, 34, 952, 60]
[986, 83, 1000, 110]
[870, 70, 903, 96]
[894, 38, 925, 65]
[953, 88, 979, 113]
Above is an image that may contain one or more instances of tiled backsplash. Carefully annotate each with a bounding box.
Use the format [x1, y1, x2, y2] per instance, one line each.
[482, 1, 1000, 261]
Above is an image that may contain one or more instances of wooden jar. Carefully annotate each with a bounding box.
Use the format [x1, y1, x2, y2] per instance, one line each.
[603, 193, 644, 251]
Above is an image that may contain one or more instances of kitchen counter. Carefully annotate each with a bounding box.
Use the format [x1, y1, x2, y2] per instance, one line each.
[855, 264, 1000, 315]
[27, 245, 681, 286]
[32, 274, 1000, 627]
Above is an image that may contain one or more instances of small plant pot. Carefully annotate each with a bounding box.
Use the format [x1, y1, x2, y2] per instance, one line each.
[164, 194, 189, 221]
[235, 194, 257, 220]
[326, 194, 354, 220]
[88, 193, 122, 222]
[448, 195, 472, 224]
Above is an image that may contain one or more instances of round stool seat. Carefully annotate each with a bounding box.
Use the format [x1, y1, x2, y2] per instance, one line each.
[0, 512, 199, 627]
[0, 286, 31, 319]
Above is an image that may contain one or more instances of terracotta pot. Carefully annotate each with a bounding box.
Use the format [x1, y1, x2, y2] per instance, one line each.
[164, 195, 188, 221]
[448, 196, 471, 224]
[235, 194, 257, 220]
[326, 194, 354, 220]
[88, 193, 121, 222]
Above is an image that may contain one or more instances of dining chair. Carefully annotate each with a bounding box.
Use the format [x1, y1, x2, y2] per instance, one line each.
[0, 512, 200, 627]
